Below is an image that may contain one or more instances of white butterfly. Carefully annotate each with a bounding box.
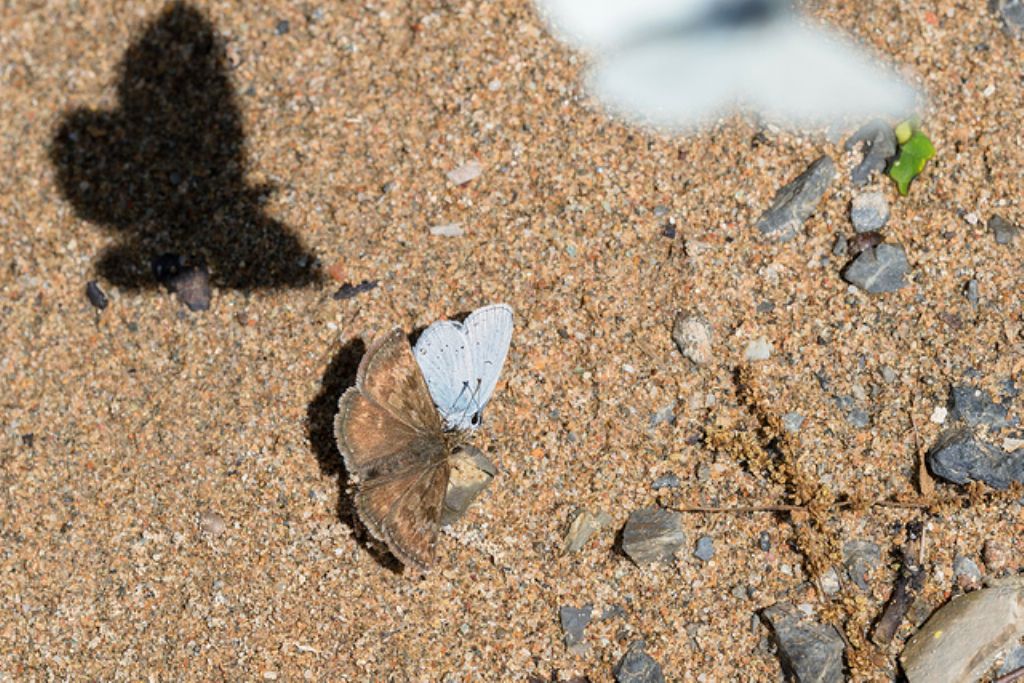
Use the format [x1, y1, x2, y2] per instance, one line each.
[413, 304, 514, 431]
[534, 0, 921, 132]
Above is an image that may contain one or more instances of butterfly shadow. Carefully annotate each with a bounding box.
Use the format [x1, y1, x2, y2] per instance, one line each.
[306, 336, 405, 573]
[49, 1, 321, 292]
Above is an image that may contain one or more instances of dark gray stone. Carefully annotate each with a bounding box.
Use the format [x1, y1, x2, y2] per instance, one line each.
[152, 253, 211, 312]
[831, 234, 848, 257]
[693, 535, 714, 562]
[613, 641, 665, 683]
[842, 243, 909, 294]
[620, 507, 685, 565]
[850, 192, 890, 232]
[755, 156, 835, 241]
[651, 473, 680, 490]
[758, 531, 772, 552]
[762, 603, 845, 683]
[927, 427, 1024, 489]
[846, 408, 871, 429]
[441, 445, 497, 526]
[843, 540, 881, 591]
[949, 385, 1011, 430]
[559, 604, 593, 653]
[964, 279, 980, 307]
[85, 280, 108, 310]
[989, 214, 1020, 245]
[844, 119, 898, 186]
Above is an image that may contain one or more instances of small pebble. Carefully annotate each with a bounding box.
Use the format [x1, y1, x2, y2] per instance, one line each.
[562, 509, 611, 554]
[446, 160, 483, 186]
[964, 279, 979, 307]
[819, 568, 841, 595]
[989, 214, 1020, 245]
[152, 253, 211, 312]
[429, 222, 465, 237]
[620, 507, 685, 565]
[651, 473, 680, 490]
[850, 192, 890, 232]
[983, 540, 1009, 573]
[693, 536, 714, 562]
[762, 603, 845, 683]
[845, 119, 898, 186]
[782, 412, 805, 433]
[85, 280, 108, 310]
[842, 243, 909, 294]
[952, 554, 981, 587]
[831, 234, 848, 257]
[200, 510, 226, 536]
[930, 406, 948, 424]
[846, 230, 884, 257]
[613, 641, 665, 683]
[672, 314, 713, 366]
[758, 531, 772, 552]
[755, 156, 835, 242]
[275, 19, 290, 35]
[333, 279, 378, 301]
[949, 385, 1011, 430]
[744, 338, 772, 362]
[559, 604, 593, 652]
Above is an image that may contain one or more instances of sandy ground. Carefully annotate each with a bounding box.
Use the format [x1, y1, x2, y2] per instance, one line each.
[1, 0, 1022, 680]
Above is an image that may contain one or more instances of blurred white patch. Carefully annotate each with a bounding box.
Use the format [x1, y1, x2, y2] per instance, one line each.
[535, 0, 921, 133]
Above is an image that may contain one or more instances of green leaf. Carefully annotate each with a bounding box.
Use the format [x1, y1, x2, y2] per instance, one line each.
[889, 130, 935, 196]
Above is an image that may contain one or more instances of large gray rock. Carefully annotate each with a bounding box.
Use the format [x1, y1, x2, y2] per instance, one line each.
[620, 507, 685, 565]
[762, 603, 845, 683]
[992, 0, 1024, 35]
[755, 156, 835, 241]
[613, 641, 665, 683]
[844, 119, 898, 186]
[901, 578, 1024, 683]
[926, 427, 1024, 490]
[842, 243, 909, 294]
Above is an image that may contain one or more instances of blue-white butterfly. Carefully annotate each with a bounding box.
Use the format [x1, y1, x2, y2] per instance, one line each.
[534, 0, 921, 132]
[413, 304, 514, 431]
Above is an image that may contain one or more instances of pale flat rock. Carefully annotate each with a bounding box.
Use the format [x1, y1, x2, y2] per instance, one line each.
[901, 578, 1024, 683]
[429, 222, 465, 237]
[441, 445, 496, 526]
[446, 160, 483, 186]
[562, 509, 611, 554]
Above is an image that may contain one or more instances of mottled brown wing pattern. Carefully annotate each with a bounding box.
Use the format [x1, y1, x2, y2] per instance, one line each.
[356, 451, 450, 571]
[357, 328, 441, 434]
[334, 328, 453, 571]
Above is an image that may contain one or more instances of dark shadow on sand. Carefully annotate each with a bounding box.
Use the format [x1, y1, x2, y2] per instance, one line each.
[50, 2, 320, 290]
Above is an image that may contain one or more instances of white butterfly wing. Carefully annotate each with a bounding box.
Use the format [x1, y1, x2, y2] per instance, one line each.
[413, 304, 514, 431]
[742, 21, 917, 128]
[588, 18, 917, 131]
[536, 0, 715, 50]
[463, 304, 514, 424]
[413, 320, 476, 431]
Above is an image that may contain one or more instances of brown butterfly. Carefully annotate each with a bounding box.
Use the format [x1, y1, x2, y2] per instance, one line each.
[334, 328, 462, 571]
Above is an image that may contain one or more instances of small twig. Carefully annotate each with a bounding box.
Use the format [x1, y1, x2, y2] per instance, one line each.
[673, 499, 934, 514]
[995, 666, 1024, 683]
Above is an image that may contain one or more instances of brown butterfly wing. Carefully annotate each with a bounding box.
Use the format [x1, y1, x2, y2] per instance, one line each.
[334, 328, 450, 571]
